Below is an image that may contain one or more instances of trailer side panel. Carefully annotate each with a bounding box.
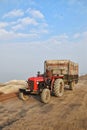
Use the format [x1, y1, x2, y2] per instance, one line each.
[44, 60, 79, 84]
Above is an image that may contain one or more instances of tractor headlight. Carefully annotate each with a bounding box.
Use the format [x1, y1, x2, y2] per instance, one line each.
[37, 81, 39, 84]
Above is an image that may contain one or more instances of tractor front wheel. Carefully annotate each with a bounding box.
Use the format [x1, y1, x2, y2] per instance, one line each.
[19, 91, 29, 101]
[41, 89, 50, 103]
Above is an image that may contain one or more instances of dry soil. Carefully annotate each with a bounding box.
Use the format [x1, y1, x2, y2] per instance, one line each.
[0, 76, 87, 130]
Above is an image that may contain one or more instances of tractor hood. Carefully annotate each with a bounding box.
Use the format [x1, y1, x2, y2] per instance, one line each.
[28, 76, 44, 82]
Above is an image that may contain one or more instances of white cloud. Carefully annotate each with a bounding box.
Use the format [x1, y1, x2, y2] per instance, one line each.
[18, 17, 38, 25]
[0, 22, 8, 28]
[11, 16, 48, 34]
[73, 33, 81, 39]
[0, 28, 38, 41]
[12, 24, 23, 31]
[46, 34, 69, 44]
[57, 34, 69, 39]
[0, 28, 7, 35]
[73, 31, 87, 40]
[3, 9, 24, 18]
[17, 32, 38, 38]
[27, 8, 44, 19]
[1, 7, 48, 37]
[0, 29, 16, 39]
[30, 28, 48, 35]
[0, 18, 48, 39]
[0, 29, 25, 40]
[11, 17, 38, 31]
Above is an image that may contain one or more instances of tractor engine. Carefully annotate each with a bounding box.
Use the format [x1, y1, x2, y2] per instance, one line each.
[27, 76, 45, 93]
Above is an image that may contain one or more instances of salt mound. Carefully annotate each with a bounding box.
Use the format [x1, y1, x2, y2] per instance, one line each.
[0, 80, 27, 94]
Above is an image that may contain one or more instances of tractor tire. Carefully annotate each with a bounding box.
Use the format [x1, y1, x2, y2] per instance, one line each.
[41, 89, 50, 103]
[54, 79, 64, 97]
[19, 91, 29, 101]
[69, 81, 75, 90]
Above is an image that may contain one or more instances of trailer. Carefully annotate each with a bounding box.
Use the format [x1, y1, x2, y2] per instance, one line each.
[44, 60, 79, 90]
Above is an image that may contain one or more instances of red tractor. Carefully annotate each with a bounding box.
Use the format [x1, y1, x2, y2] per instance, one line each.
[19, 71, 64, 103]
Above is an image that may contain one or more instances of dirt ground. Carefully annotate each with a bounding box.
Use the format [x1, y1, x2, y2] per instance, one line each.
[0, 76, 87, 130]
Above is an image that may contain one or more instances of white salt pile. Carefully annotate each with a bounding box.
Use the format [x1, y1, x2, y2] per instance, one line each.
[0, 80, 27, 94]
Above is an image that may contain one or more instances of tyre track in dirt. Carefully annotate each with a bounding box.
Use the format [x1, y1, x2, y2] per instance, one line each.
[0, 93, 18, 102]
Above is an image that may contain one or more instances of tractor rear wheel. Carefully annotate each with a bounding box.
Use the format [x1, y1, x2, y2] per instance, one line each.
[69, 81, 75, 90]
[19, 91, 29, 101]
[41, 89, 50, 103]
[54, 79, 64, 97]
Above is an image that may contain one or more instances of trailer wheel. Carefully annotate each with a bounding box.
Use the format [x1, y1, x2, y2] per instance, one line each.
[54, 79, 64, 97]
[69, 81, 75, 90]
[19, 91, 29, 101]
[41, 89, 50, 103]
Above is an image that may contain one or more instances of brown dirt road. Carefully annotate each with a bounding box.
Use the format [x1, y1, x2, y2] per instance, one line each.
[0, 77, 87, 130]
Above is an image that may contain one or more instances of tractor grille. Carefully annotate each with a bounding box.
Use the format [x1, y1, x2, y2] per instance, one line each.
[28, 80, 34, 91]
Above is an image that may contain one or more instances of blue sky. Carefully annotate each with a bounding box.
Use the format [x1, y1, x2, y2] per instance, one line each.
[0, 0, 87, 82]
